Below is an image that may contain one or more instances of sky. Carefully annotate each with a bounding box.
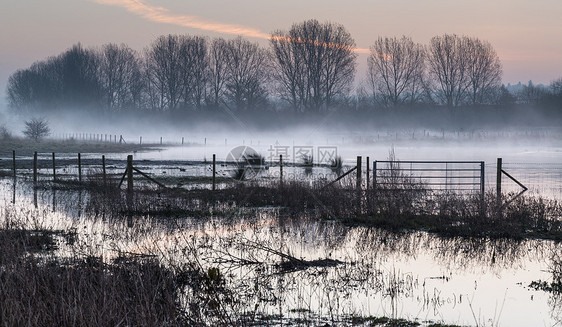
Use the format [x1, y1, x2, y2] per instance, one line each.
[1, 0, 562, 103]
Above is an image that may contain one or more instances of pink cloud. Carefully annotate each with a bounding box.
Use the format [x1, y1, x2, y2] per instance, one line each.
[93, 0, 270, 39]
[93, 0, 370, 53]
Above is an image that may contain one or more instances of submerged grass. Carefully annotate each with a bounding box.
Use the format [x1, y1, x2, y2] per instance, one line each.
[42, 163, 561, 241]
[1, 154, 562, 326]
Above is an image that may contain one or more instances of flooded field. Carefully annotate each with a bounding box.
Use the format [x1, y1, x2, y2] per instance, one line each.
[1, 140, 561, 326]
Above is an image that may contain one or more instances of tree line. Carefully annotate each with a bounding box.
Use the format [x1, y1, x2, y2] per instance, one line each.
[6, 19, 562, 115]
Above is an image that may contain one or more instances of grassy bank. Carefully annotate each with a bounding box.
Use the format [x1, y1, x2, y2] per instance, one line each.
[0, 137, 158, 156]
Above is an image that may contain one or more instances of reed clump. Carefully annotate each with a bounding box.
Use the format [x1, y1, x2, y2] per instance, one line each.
[0, 236, 185, 326]
[77, 171, 562, 240]
[0, 224, 250, 326]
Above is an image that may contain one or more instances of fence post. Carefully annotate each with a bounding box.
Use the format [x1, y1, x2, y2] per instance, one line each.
[126, 154, 133, 227]
[140, 136, 142, 145]
[127, 155, 133, 193]
[280, 155, 283, 186]
[212, 154, 216, 191]
[373, 160, 377, 189]
[52, 152, 56, 181]
[480, 161, 485, 217]
[102, 155, 107, 186]
[182, 137, 184, 145]
[356, 156, 362, 190]
[496, 157, 502, 205]
[33, 152, 38, 184]
[480, 161, 485, 196]
[366, 156, 370, 190]
[78, 153, 82, 182]
[160, 137, 162, 145]
[12, 150, 16, 178]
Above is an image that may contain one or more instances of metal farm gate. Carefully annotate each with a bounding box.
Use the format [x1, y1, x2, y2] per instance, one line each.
[372, 160, 485, 194]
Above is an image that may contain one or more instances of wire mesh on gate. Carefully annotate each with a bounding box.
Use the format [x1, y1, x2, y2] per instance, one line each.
[373, 160, 485, 194]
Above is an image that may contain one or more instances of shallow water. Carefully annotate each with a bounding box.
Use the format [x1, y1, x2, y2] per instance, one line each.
[4, 139, 561, 198]
[1, 176, 561, 326]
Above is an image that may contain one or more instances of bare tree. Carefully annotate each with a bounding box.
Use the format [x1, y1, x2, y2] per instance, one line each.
[23, 118, 50, 141]
[270, 29, 306, 112]
[7, 44, 102, 112]
[7, 69, 38, 111]
[270, 19, 357, 112]
[0, 125, 12, 139]
[518, 80, 548, 104]
[368, 36, 426, 107]
[179, 36, 209, 110]
[322, 22, 357, 109]
[208, 38, 229, 109]
[426, 34, 469, 107]
[427, 34, 503, 107]
[465, 38, 502, 105]
[223, 37, 269, 111]
[550, 78, 562, 96]
[99, 43, 143, 110]
[145, 35, 184, 111]
[58, 44, 102, 106]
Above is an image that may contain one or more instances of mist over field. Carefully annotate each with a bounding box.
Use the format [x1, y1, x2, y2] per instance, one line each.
[2, 4, 562, 326]
[2, 24, 561, 150]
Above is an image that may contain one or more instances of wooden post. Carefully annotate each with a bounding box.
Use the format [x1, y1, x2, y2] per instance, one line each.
[480, 161, 485, 196]
[160, 137, 162, 145]
[102, 155, 107, 186]
[480, 161, 485, 217]
[140, 136, 142, 145]
[366, 156, 370, 190]
[496, 158, 502, 205]
[127, 155, 133, 193]
[78, 153, 82, 182]
[52, 152, 56, 181]
[280, 155, 283, 185]
[182, 137, 184, 145]
[126, 154, 133, 227]
[33, 186, 37, 208]
[12, 150, 16, 178]
[373, 161, 377, 189]
[212, 154, 216, 191]
[12, 176, 16, 204]
[356, 156, 362, 190]
[356, 156, 363, 214]
[33, 152, 38, 184]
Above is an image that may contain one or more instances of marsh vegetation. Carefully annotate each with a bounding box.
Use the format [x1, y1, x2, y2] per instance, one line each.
[1, 144, 561, 326]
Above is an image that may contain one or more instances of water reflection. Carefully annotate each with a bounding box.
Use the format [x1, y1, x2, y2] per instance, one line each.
[12, 177, 15, 204]
[52, 186, 56, 212]
[0, 178, 560, 326]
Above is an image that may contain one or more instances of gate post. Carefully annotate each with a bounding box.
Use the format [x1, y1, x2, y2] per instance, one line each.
[356, 156, 362, 190]
[496, 158, 502, 205]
